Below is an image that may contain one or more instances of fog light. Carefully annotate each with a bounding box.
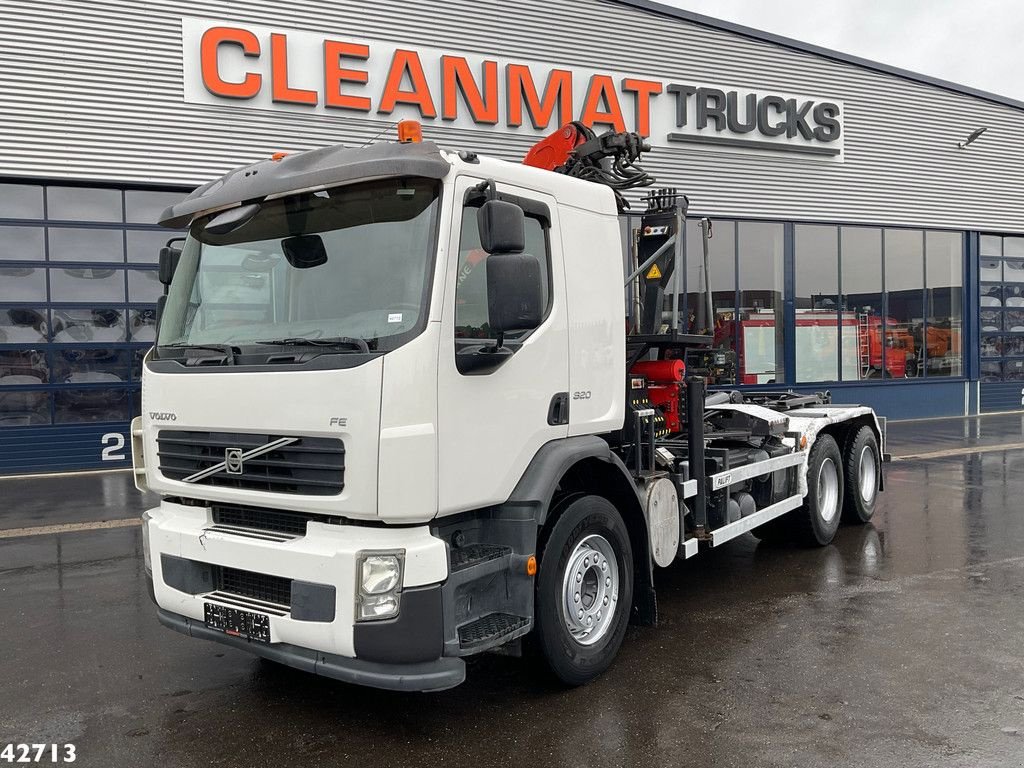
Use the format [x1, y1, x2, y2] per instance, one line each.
[356, 551, 404, 622]
[359, 594, 400, 621]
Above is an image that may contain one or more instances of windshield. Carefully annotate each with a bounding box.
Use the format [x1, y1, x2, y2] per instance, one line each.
[155, 178, 440, 360]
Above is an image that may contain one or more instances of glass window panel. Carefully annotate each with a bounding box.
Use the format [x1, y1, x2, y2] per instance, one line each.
[1003, 260, 1024, 284]
[52, 347, 130, 384]
[125, 190, 186, 225]
[1006, 311, 1024, 332]
[47, 227, 124, 263]
[51, 308, 127, 343]
[924, 231, 963, 377]
[0, 183, 45, 220]
[131, 348, 148, 380]
[980, 361, 1003, 382]
[0, 349, 48, 384]
[131, 387, 142, 417]
[0, 266, 46, 302]
[738, 222, 784, 384]
[54, 387, 130, 424]
[1006, 285, 1024, 307]
[884, 230, 924, 378]
[1004, 336, 1024, 357]
[129, 308, 157, 343]
[685, 220, 736, 384]
[49, 267, 125, 302]
[980, 334, 1002, 358]
[0, 307, 48, 343]
[127, 229, 175, 264]
[0, 389, 51, 426]
[979, 257, 1002, 283]
[795, 224, 839, 382]
[840, 227, 883, 381]
[0, 226, 45, 262]
[980, 310, 1002, 332]
[1005, 360, 1024, 381]
[1005, 237, 1024, 257]
[127, 268, 162, 303]
[980, 284, 1003, 307]
[979, 235, 1002, 256]
[46, 187, 122, 223]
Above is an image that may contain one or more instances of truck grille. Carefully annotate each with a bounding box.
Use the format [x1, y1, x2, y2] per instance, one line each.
[211, 503, 338, 537]
[216, 565, 292, 608]
[157, 431, 344, 496]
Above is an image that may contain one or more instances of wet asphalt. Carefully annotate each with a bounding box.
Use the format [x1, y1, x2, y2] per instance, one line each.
[2, 414, 1024, 768]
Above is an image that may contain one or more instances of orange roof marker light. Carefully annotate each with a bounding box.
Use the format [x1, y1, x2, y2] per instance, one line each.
[270, 151, 288, 161]
[397, 119, 423, 143]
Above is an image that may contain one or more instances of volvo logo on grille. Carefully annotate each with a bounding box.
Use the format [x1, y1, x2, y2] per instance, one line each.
[225, 448, 244, 474]
[180, 436, 299, 484]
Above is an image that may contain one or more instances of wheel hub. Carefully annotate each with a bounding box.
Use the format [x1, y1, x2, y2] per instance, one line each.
[817, 457, 840, 523]
[859, 445, 877, 502]
[561, 534, 618, 646]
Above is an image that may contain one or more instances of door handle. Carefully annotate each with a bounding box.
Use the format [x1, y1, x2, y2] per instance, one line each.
[548, 392, 569, 425]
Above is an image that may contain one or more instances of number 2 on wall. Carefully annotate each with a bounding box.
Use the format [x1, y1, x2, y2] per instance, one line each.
[101, 432, 127, 461]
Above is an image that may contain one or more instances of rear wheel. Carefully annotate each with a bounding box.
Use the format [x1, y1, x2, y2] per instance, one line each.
[534, 495, 633, 686]
[791, 434, 843, 547]
[842, 426, 880, 523]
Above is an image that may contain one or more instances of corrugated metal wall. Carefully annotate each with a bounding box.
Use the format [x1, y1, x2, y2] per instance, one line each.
[2, 0, 1023, 231]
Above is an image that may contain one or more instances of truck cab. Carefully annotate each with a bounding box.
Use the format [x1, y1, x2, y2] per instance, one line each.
[136, 135, 884, 691]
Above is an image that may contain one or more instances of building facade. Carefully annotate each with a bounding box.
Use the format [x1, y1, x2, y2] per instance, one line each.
[2, 0, 1023, 473]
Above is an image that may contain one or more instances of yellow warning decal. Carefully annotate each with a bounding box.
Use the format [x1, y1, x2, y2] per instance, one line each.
[646, 264, 662, 279]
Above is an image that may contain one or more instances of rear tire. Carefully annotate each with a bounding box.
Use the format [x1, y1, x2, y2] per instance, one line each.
[534, 495, 633, 686]
[792, 434, 843, 547]
[842, 426, 880, 524]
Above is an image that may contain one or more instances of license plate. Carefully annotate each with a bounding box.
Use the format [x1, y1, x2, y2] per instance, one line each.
[204, 602, 271, 643]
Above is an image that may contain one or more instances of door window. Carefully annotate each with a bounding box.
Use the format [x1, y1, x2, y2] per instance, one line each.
[454, 201, 551, 341]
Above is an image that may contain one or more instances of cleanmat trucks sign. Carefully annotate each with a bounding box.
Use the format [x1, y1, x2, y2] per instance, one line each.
[181, 17, 844, 159]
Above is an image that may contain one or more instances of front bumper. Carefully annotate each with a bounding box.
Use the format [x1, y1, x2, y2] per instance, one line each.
[146, 499, 458, 691]
[157, 608, 465, 691]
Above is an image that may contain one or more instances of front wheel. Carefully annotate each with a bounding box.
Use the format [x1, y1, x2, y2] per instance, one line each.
[534, 495, 633, 686]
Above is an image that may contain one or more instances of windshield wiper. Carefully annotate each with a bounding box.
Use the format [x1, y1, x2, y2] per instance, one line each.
[161, 342, 240, 365]
[252, 336, 370, 354]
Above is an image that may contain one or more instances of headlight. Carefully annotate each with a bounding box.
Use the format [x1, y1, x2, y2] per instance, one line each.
[361, 555, 401, 594]
[356, 551, 404, 621]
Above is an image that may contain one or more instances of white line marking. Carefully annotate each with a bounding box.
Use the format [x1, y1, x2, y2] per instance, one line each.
[0, 518, 141, 540]
[893, 442, 1024, 461]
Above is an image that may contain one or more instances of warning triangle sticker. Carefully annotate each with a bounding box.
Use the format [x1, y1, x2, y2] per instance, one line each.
[646, 264, 662, 279]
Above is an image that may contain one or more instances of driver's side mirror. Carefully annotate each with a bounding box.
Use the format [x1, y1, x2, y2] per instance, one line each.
[487, 252, 544, 336]
[158, 238, 184, 288]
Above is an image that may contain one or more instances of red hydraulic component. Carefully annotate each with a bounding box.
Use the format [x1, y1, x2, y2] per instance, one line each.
[630, 359, 684, 383]
[523, 122, 592, 171]
[629, 359, 686, 434]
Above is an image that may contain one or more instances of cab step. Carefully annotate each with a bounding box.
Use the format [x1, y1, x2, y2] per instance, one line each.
[458, 612, 530, 652]
[450, 543, 511, 572]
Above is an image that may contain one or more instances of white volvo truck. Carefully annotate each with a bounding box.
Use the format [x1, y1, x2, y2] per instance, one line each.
[134, 122, 885, 691]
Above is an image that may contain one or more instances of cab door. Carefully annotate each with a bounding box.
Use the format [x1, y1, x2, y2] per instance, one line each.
[436, 176, 569, 515]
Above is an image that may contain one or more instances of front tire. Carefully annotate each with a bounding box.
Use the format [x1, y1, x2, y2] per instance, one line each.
[792, 434, 844, 546]
[842, 426, 880, 524]
[534, 495, 633, 686]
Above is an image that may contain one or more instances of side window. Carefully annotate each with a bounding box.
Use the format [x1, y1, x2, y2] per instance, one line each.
[455, 203, 550, 340]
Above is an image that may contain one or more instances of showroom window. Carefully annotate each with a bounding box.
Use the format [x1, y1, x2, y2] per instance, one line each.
[979, 234, 1024, 382]
[677, 219, 785, 385]
[795, 224, 963, 382]
[0, 182, 185, 427]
